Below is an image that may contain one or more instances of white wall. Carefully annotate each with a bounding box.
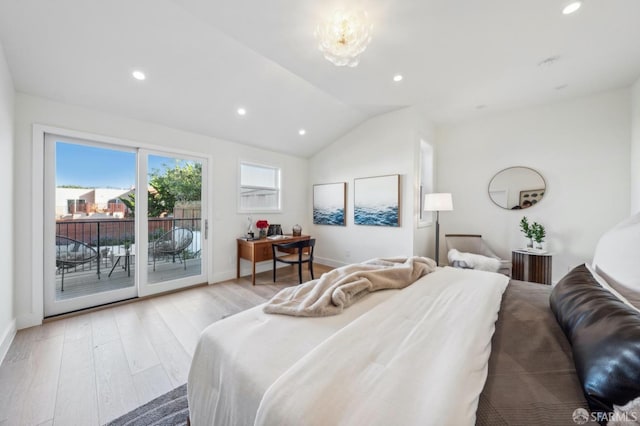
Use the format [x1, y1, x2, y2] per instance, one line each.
[14, 93, 309, 328]
[309, 107, 436, 266]
[631, 77, 640, 214]
[0, 41, 15, 361]
[437, 89, 631, 282]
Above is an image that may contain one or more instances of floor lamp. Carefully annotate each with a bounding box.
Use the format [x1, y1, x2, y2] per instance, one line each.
[424, 193, 453, 265]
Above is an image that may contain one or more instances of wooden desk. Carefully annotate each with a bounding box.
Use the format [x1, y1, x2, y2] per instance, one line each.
[512, 250, 552, 285]
[237, 235, 310, 285]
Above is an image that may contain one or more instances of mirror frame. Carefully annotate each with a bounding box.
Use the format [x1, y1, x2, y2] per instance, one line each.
[488, 166, 546, 210]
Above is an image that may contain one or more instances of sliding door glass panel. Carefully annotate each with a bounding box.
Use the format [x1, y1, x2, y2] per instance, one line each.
[146, 154, 203, 284]
[45, 136, 138, 316]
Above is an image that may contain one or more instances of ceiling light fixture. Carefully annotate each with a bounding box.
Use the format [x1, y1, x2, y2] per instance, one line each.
[393, 74, 403, 82]
[298, 129, 306, 136]
[315, 9, 373, 67]
[132, 70, 146, 81]
[237, 107, 247, 116]
[562, 1, 582, 15]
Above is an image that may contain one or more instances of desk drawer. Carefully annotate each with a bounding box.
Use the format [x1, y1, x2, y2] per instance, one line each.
[254, 246, 273, 262]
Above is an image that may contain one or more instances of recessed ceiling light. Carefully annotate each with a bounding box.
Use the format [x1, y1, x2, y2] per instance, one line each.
[298, 129, 306, 136]
[562, 1, 582, 15]
[132, 70, 146, 81]
[393, 74, 403, 82]
[237, 107, 247, 116]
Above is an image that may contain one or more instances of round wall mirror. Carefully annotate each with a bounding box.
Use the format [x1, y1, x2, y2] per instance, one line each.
[488, 166, 546, 210]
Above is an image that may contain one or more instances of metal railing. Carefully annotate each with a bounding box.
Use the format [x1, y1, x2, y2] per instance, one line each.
[55, 217, 202, 276]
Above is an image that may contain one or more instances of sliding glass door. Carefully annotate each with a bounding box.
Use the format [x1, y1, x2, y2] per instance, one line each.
[138, 150, 207, 297]
[44, 135, 208, 316]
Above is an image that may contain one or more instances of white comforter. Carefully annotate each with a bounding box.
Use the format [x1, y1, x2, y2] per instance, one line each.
[187, 267, 509, 426]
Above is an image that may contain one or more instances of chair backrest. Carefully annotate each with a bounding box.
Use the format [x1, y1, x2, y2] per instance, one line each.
[155, 228, 193, 253]
[445, 234, 483, 254]
[445, 234, 502, 260]
[55, 235, 98, 265]
[274, 238, 316, 259]
[304, 239, 316, 259]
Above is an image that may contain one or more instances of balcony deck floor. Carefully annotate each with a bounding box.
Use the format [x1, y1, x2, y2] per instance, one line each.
[55, 258, 202, 301]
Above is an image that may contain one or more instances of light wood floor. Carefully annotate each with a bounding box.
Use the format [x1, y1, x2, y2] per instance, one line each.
[0, 264, 331, 426]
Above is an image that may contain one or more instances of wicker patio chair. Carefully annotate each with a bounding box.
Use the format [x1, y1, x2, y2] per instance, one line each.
[152, 228, 194, 271]
[56, 235, 99, 291]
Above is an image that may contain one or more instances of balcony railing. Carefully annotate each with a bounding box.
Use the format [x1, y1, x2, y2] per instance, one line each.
[55, 217, 202, 276]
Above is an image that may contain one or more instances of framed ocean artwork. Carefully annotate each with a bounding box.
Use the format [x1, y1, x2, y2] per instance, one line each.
[313, 182, 346, 225]
[354, 174, 400, 227]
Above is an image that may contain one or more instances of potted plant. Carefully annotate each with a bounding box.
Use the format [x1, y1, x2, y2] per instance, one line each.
[531, 222, 546, 250]
[519, 216, 534, 248]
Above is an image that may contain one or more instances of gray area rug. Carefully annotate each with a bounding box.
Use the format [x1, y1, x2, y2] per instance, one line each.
[105, 383, 188, 426]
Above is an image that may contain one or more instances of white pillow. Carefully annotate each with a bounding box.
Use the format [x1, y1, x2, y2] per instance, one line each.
[592, 212, 640, 309]
[585, 263, 640, 314]
[611, 396, 640, 426]
[447, 249, 501, 273]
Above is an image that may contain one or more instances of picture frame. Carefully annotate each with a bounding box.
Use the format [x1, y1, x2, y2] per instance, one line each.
[519, 188, 545, 208]
[313, 182, 346, 226]
[354, 174, 400, 227]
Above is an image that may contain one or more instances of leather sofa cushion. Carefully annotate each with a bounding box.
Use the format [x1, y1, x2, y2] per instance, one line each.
[550, 264, 640, 413]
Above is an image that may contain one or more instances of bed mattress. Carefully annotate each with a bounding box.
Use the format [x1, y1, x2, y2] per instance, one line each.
[187, 273, 588, 426]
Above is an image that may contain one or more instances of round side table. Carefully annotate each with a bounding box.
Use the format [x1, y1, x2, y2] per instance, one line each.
[511, 249, 552, 285]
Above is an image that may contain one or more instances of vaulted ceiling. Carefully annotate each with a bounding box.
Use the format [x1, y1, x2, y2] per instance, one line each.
[1, 0, 639, 157]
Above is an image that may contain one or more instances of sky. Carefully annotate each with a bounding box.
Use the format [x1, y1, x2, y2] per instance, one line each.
[55, 141, 190, 189]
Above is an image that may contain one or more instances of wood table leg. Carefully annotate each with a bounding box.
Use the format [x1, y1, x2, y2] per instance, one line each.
[252, 256, 256, 286]
[236, 242, 241, 279]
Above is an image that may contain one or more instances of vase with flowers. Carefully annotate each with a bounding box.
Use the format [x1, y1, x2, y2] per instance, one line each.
[256, 220, 269, 239]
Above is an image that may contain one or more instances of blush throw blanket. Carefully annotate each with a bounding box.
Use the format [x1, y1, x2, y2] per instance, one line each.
[263, 256, 437, 317]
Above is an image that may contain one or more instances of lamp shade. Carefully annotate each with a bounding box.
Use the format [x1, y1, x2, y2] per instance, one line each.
[424, 193, 453, 211]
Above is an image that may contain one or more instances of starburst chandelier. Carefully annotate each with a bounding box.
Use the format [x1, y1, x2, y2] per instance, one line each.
[314, 9, 373, 67]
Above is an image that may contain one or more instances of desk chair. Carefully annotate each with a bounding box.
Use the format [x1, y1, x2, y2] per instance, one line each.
[272, 239, 316, 283]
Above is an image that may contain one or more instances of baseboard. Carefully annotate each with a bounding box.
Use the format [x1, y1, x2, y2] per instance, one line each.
[212, 270, 236, 283]
[211, 264, 270, 284]
[314, 256, 348, 268]
[16, 312, 42, 330]
[0, 318, 17, 365]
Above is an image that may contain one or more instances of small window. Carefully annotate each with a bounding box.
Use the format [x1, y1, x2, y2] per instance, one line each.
[239, 162, 281, 212]
[418, 140, 434, 227]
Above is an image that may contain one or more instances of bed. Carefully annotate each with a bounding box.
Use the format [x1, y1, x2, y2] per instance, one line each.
[187, 216, 640, 426]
